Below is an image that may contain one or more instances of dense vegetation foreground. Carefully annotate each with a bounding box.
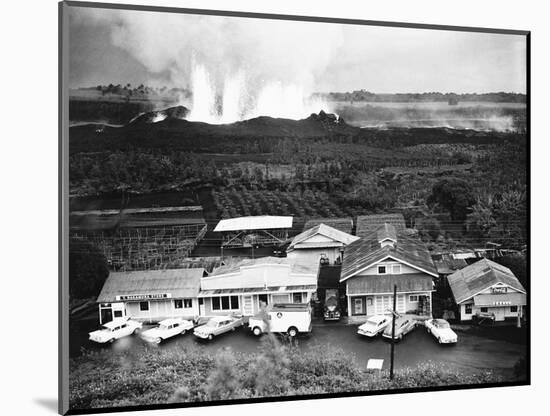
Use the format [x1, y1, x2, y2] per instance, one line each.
[69, 335, 514, 410]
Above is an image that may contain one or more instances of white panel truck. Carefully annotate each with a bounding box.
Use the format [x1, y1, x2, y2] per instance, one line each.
[248, 303, 312, 337]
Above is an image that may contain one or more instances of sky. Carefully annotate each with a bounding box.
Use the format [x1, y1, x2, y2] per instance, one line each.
[68, 6, 527, 94]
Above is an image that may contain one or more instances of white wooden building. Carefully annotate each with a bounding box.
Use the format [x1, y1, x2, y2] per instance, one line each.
[96, 268, 204, 324]
[286, 223, 360, 265]
[341, 223, 437, 322]
[198, 257, 318, 317]
[447, 258, 526, 321]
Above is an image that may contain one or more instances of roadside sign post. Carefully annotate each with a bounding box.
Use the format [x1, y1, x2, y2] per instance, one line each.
[390, 284, 397, 380]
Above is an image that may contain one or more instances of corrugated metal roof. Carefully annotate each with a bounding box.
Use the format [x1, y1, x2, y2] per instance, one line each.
[293, 241, 343, 249]
[197, 284, 317, 297]
[70, 206, 205, 231]
[447, 258, 526, 304]
[209, 256, 318, 276]
[214, 216, 293, 232]
[433, 257, 468, 275]
[474, 292, 527, 306]
[356, 214, 406, 237]
[377, 223, 397, 242]
[288, 224, 359, 251]
[97, 268, 204, 303]
[347, 274, 433, 295]
[341, 225, 437, 281]
[303, 218, 353, 234]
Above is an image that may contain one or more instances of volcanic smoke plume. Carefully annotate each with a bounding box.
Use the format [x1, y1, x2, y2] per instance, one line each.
[71, 8, 342, 123]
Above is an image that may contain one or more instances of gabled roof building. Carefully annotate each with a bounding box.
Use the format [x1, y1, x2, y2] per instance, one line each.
[447, 258, 526, 321]
[341, 222, 436, 321]
[96, 268, 205, 324]
[287, 223, 360, 265]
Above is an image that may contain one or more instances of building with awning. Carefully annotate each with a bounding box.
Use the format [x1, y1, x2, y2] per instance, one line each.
[96, 268, 204, 323]
[447, 258, 527, 321]
[341, 222, 437, 322]
[198, 257, 318, 317]
[286, 223, 360, 265]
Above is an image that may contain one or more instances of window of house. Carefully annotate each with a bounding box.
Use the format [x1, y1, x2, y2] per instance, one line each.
[174, 299, 183, 309]
[465, 304, 472, 314]
[378, 265, 387, 274]
[480, 307, 488, 313]
[511, 306, 518, 312]
[292, 293, 303, 303]
[392, 264, 401, 274]
[184, 298, 193, 308]
[409, 295, 419, 302]
[113, 310, 123, 318]
[139, 301, 149, 311]
[212, 296, 239, 311]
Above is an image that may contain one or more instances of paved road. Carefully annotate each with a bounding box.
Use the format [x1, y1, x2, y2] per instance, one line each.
[73, 320, 525, 376]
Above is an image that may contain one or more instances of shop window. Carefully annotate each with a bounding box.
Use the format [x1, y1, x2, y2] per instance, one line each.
[212, 296, 239, 311]
[174, 299, 183, 309]
[465, 304, 472, 314]
[480, 307, 488, 313]
[139, 301, 149, 311]
[184, 298, 193, 308]
[292, 293, 303, 303]
[113, 310, 123, 318]
[409, 295, 419, 302]
[511, 306, 518, 312]
[378, 265, 387, 274]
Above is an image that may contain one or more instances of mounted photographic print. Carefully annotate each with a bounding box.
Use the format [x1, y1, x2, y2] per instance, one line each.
[59, 1, 530, 414]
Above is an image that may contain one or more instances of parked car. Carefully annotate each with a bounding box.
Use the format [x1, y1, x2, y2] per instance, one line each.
[425, 318, 458, 344]
[357, 315, 392, 337]
[249, 303, 312, 337]
[140, 318, 194, 344]
[382, 315, 417, 341]
[323, 289, 341, 321]
[193, 316, 243, 340]
[89, 318, 142, 344]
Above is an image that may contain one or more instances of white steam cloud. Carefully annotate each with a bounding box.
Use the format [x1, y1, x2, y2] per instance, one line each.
[73, 8, 342, 123]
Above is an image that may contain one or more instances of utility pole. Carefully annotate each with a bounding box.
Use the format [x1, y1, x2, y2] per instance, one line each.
[390, 284, 397, 380]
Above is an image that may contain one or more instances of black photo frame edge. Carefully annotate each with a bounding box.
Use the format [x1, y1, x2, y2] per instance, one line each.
[58, 1, 531, 415]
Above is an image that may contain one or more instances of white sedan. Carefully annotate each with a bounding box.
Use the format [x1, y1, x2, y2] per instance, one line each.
[357, 315, 392, 337]
[89, 318, 142, 344]
[425, 318, 458, 344]
[193, 316, 243, 340]
[140, 318, 194, 344]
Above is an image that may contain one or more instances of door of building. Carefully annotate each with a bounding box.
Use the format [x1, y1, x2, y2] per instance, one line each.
[243, 295, 254, 316]
[493, 307, 506, 321]
[199, 298, 205, 316]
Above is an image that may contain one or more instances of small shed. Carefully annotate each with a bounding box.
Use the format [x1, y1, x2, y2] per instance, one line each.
[214, 216, 293, 250]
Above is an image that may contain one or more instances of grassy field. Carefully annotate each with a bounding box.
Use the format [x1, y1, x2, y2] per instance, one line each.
[69, 339, 514, 411]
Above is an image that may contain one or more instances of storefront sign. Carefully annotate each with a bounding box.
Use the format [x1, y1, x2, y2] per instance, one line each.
[116, 293, 172, 301]
[492, 300, 511, 306]
[492, 286, 508, 294]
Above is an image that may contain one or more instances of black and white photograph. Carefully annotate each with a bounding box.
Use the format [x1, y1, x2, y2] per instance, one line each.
[60, 1, 529, 414]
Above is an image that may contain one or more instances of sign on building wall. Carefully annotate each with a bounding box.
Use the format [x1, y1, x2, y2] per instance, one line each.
[116, 293, 172, 301]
